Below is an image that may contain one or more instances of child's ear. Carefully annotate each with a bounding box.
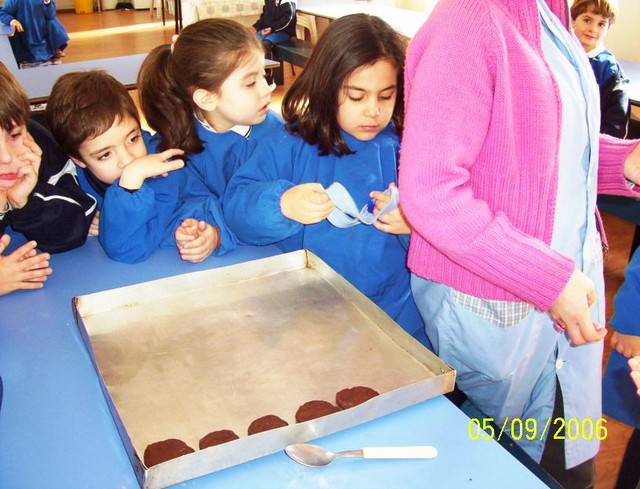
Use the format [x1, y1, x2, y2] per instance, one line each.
[70, 156, 88, 169]
[192, 88, 218, 112]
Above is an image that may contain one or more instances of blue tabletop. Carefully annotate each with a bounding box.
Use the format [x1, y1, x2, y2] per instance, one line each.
[0, 236, 549, 489]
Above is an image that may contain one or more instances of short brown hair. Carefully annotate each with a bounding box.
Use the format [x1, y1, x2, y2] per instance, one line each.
[0, 62, 30, 132]
[571, 0, 617, 23]
[45, 70, 141, 160]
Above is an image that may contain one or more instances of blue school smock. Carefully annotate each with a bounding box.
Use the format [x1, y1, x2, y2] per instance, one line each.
[185, 110, 283, 199]
[77, 131, 236, 264]
[223, 124, 426, 341]
[0, 0, 68, 63]
[602, 247, 640, 429]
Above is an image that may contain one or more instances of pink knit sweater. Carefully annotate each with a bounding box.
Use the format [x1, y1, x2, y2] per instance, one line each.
[399, 0, 640, 311]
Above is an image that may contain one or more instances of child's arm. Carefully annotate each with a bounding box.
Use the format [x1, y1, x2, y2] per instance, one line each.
[370, 183, 412, 235]
[0, 234, 52, 296]
[118, 148, 185, 190]
[224, 133, 320, 245]
[175, 218, 220, 263]
[280, 183, 334, 224]
[611, 332, 640, 359]
[600, 69, 630, 138]
[8, 122, 98, 253]
[3, 131, 41, 211]
[266, 0, 296, 33]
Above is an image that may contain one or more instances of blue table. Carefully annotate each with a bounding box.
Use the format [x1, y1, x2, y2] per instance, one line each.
[0, 236, 551, 489]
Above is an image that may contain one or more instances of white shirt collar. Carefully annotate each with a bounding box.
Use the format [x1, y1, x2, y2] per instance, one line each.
[195, 114, 251, 138]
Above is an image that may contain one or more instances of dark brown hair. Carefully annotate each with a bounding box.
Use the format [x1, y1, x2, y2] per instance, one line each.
[570, 0, 617, 23]
[0, 62, 30, 132]
[282, 13, 406, 157]
[45, 70, 140, 160]
[137, 18, 263, 154]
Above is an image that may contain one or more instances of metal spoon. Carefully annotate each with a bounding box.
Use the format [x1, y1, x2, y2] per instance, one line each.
[285, 443, 438, 467]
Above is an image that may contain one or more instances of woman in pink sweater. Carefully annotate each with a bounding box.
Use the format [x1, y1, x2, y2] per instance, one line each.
[399, 0, 640, 487]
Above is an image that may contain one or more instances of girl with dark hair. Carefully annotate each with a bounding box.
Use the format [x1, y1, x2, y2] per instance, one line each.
[138, 18, 282, 200]
[224, 14, 427, 346]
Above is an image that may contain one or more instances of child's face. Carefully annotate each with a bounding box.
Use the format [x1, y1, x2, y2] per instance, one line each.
[572, 6, 611, 52]
[72, 115, 147, 184]
[337, 59, 398, 142]
[201, 49, 274, 133]
[0, 123, 31, 191]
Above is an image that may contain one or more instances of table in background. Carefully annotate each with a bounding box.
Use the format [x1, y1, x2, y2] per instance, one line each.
[1, 23, 147, 103]
[0, 235, 552, 489]
[296, 0, 436, 38]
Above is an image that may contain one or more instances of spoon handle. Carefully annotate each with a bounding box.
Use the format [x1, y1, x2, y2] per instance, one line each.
[362, 446, 438, 459]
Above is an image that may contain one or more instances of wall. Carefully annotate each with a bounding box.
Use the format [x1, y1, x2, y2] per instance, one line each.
[604, 0, 640, 62]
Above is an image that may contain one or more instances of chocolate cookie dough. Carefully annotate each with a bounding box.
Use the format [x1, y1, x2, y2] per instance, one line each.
[295, 400, 341, 422]
[335, 386, 380, 409]
[247, 414, 289, 435]
[199, 429, 240, 450]
[143, 438, 195, 467]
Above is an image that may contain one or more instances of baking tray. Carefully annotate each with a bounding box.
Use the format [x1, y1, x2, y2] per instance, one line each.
[73, 250, 455, 488]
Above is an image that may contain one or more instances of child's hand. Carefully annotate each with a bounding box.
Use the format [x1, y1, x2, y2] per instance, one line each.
[370, 183, 411, 235]
[610, 332, 640, 359]
[6, 132, 42, 209]
[10, 19, 24, 32]
[262, 27, 272, 35]
[88, 210, 100, 236]
[0, 235, 52, 296]
[281, 183, 334, 224]
[175, 218, 220, 263]
[629, 357, 640, 396]
[119, 148, 185, 190]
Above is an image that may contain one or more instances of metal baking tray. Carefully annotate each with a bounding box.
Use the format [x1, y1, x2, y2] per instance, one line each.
[73, 250, 455, 488]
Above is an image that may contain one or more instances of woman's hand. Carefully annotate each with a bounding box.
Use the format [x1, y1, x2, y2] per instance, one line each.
[548, 268, 606, 346]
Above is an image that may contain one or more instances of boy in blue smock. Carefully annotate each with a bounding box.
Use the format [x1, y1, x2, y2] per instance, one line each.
[602, 247, 640, 489]
[571, 0, 630, 138]
[45, 70, 236, 264]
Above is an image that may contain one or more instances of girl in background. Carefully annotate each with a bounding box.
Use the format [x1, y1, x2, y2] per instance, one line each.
[224, 14, 427, 346]
[138, 18, 282, 200]
[0, 0, 69, 65]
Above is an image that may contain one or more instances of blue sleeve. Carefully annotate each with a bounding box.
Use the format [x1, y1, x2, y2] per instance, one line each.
[99, 175, 181, 263]
[0, 0, 17, 24]
[610, 248, 640, 336]
[590, 53, 619, 88]
[223, 134, 303, 245]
